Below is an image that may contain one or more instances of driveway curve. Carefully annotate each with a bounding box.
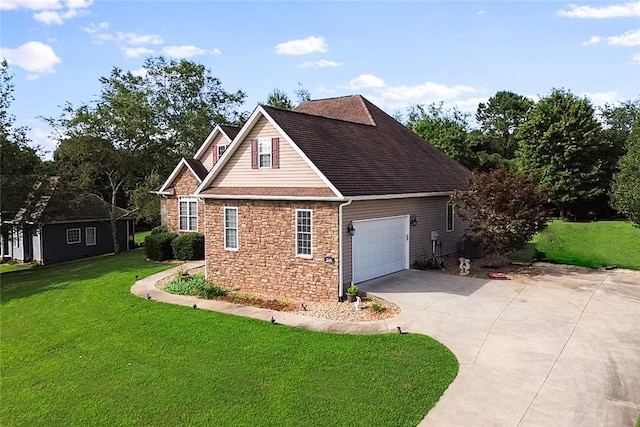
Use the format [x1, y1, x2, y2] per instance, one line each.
[359, 266, 640, 427]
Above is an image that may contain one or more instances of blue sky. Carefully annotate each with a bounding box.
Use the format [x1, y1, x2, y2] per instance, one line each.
[2, 0, 639, 159]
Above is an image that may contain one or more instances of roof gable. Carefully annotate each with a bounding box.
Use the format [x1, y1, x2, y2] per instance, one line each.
[195, 106, 342, 198]
[193, 124, 240, 161]
[158, 158, 207, 194]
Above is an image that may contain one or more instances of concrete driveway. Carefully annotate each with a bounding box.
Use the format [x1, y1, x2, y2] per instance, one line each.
[359, 266, 640, 427]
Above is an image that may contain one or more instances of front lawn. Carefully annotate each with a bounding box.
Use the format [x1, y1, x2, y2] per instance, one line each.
[1, 250, 458, 426]
[0, 262, 37, 274]
[512, 220, 640, 270]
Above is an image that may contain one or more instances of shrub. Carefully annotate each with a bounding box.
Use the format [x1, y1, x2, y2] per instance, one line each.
[451, 169, 550, 254]
[369, 299, 385, 313]
[171, 233, 205, 261]
[347, 285, 359, 295]
[151, 225, 169, 234]
[163, 274, 227, 299]
[144, 232, 177, 261]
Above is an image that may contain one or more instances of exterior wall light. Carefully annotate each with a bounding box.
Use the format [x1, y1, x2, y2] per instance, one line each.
[410, 214, 418, 226]
[347, 221, 355, 236]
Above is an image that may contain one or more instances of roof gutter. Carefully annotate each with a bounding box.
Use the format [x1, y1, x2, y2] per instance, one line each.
[348, 191, 453, 201]
[338, 198, 352, 301]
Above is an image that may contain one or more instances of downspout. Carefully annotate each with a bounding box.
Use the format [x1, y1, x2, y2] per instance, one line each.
[338, 199, 352, 302]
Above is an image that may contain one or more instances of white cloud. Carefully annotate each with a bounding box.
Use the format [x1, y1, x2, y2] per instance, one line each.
[212, 48, 221, 55]
[582, 36, 601, 45]
[631, 52, 640, 63]
[347, 74, 386, 89]
[557, 1, 640, 18]
[3, 0, 93, 24]
[0, 0, 61, 11]
[160, 45, 217, 58]
[0, 41, 61, 73]
[123, 47, 154, 58]
[297, 59, 342, 69]
[607, 28, 640, 46]
[28, 125, 57, 160]
[83, 22, 108, 34]
[450, 97, 490, 113]
[25, 74, 41, 81]
[477, 9, 487, 16]
[33, 7, 80, 24]
[92, 31, 163, 46]
[275, 36, 327, 55]
[373, 81, 482, 108]
[131, 68, 148, 78]
[582, 29, 640, 46]
[582, 91, 622, 105]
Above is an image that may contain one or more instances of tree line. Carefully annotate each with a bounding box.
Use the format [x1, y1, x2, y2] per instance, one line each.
[2, 58, 639, 251]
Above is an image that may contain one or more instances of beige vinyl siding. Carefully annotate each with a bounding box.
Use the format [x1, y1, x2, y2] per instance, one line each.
[200, 133, 230, 170]
[342, 197, 467, 285]
[211, 116, 329, 188]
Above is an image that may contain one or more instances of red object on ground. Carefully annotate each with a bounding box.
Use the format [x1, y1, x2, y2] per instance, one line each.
[489, 273, 509, 280]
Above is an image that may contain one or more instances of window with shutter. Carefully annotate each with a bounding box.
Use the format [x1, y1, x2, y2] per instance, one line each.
[258, 138, 272, 168]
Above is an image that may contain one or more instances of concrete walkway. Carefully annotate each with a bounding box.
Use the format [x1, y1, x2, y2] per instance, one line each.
[132, 263, 640, 426]
[131, 261, 395, 335]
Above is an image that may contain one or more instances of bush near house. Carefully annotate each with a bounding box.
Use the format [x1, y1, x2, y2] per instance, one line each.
[144, 232, 177, 261]
[171, 232, 205, 260]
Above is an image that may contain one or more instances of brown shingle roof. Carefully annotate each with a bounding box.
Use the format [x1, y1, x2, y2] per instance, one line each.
[262, 96, 470, 196]
[185, 159, 208, 181]
[220, 125, 241, 140]
[294, 96, 376, 126]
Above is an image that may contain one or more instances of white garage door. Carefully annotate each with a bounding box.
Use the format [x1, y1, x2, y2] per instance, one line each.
[352, 216, 409, 283]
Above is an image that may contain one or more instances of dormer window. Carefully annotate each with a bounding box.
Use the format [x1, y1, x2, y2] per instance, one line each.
[217, 144, 227, 159]
[258, 138, 271, 168]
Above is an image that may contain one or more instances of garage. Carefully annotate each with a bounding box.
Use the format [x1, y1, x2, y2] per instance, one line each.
[352, 216, 409, 283]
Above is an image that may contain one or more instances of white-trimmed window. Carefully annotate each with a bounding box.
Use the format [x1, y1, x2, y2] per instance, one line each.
[258, 138, 272, 168]
[217, 144, 227, 159]
[446, 203, 455, 232]
[179, 198, 198, 232]
[67, 228, 81, 244]
[86, 227, 96, 246]
[224, 207, 238, 250]
[296, 209, 312, 257]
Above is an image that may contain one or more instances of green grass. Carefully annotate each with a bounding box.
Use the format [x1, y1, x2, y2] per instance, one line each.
[511, 220, 640, 270]
[134, 230, 151, 245]
[0, 262, 38, 274]
[1, 250, 458, 426]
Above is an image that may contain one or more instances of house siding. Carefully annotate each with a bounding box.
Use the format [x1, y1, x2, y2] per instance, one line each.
[211, 116, 328, 189]
[40, 220, 130, 264]
[204, 199, 340, 302]
[200, 132, 230, 170]
[164, 168, 205, 234]
[342, 197, 467, 285]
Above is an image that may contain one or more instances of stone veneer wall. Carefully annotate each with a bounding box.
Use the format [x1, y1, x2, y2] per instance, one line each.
[204, 199, 340, 302]
[165, 168, 205, 234]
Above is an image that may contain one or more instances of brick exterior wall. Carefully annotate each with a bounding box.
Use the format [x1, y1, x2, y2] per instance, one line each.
[204, 199, 340, 302]
[164, 168, 205, 234]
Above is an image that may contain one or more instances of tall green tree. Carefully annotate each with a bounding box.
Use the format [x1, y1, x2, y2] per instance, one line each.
[48, 56, 247, 232]
[0, 60, 43, 222]
[407, 102, 477, 169]
[266, 88, 294, 110]
[610, 121, 640, 226]
[515, 89, 606, 217]
[476, 91, 534, 160]
[599, 98, 640, 188]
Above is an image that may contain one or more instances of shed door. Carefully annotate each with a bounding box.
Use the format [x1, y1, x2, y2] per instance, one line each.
[352, 216, 409, 283]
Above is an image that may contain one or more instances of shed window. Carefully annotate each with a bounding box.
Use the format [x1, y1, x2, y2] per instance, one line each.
[86, 227, 96, 246]
[67, 228, 81, 244]
[179, 198, 198, 232]
[446, 203, 455, 232]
